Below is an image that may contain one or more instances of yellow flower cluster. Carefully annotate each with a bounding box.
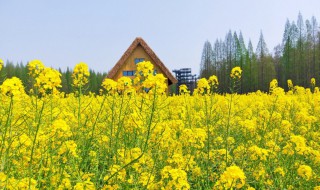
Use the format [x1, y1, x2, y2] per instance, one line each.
[135, 61, 167, 94]
[117, 76, 133, 93]
[287, 79, 293, 90]
[269, 79, 278, 93]
[27, 60, 61, 95]
[230, 66, 242, 79]
[101, 61, 168, 95]
[180, 128, 207, 148]
[193, 74, 220, 95]
[208, 75, 219, 89]
[136, 61, 153, 78]
[311, 78, 316, 86]
[35, 67, 62, 94]
[194, 78, 210, 95]
[0, 77, 25, 96]
[274, 167, 285, 177]
[215, 165, 246, 189]
[72, 62, 90, 88]
[161, 166, 190, 189]
[58, 140, 78, 158]
[142, 73, 167, 94]
[179, 84, 189, 94]
[1, 65, 320, 189]
[28, 59, 45, 77]
[101, 78, 117, 94]
[297, 165, 313, 181]
[0, 58, 3, 71]
[103, 164, 126, 182]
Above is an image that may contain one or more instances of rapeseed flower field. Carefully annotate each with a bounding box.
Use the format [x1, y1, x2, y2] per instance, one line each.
[0, 59, 320, 189]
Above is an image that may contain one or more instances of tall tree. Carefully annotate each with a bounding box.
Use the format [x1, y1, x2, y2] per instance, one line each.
[200, 40, 214, 78]
[233, 32, 241, 67]
[282, 19, 292, 82]
[225, 30, 234, 92]
[305, 19, 313, 82]
[238, 32, 246, 92]
[290, 21, 299, 83]
[238, 32, 247, 54]
[318, 30, 320, 83]
[297, 12, 306, 85]
[244, 40, 256, 92]
[311, 16, 318, 79]
[256, 31, 269, 90]
[225, 30, 234, 72]
[274, 44, 283, 87]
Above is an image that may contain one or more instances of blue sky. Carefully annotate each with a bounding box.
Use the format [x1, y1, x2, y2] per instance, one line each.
[1, 0, 320, 75]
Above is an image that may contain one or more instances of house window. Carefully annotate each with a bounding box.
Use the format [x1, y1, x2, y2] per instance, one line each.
[134, 58, 145, 64]
[123, 70, 135, 76]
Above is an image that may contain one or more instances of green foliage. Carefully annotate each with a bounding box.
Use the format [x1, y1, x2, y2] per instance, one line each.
[200, 13, 320, 93]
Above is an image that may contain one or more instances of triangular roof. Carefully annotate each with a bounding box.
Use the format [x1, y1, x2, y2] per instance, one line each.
[107, 37, 177, 85]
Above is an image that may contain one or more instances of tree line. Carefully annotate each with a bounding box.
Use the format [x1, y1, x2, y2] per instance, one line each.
[0, 61, 107, 94]
[200, 12, 320, 93]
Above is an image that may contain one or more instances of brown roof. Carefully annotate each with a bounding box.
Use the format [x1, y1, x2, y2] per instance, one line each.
[107, 37, 177, 85]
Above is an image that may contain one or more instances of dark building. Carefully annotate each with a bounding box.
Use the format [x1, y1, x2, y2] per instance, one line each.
[172, 68, 197, 94]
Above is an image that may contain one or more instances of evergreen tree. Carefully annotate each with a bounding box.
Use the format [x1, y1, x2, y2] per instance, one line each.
[306, 19, 313, 82]
[282, 19, 292, 82]
[274, 44, 284, 88]
[297, 12, 306, 85]
[198, 13, 319, 93]
[256, 31, 269, 90]
[290, 21, 299, 84]
[200, 40, 214, 78]
[310, 16, 318, 80]
[246, 40, 257, 92]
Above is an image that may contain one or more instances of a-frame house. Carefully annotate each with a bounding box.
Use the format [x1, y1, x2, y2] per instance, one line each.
[107, 37, 177, 87]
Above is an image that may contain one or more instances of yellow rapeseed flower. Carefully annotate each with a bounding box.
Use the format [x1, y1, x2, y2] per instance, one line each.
[117, 76, 133, 94]
[0, 59, 3, 71]
[195, 78, 210, 95]
[230, 66, 242, 79]
[74, 179, 95, 190]
[35, 67, 62, 95]
[161, 166, 190, 189]
[1, 65, 320, 189]
[0, 77, 25, 96]
[297, 165, 312, 181]
[136, 61, 154, 78]
[215, 165, 246, 189]
[287, 79, 293, 90]
[179, 84, 189, 94]
[72, 62, 90, 88]
[19, 134, 32, 147]
[138, 172, 155, 187]
[208, 75, 219, 89]
[104, 165, 126, 182]
[0, 172, 7, 188]
[58, 140, 78, 158]
[101, 78, 117, 94]
[58, 178, 72, 189]
[130, 147, 142, 160]
[17, 177, 38, 189]
[311, 78, 316, 86]
[142, 73, 167, 94]
[274, 167, 285, 177]
[269, 79, 278, 93]
[28, 59, 45, 77]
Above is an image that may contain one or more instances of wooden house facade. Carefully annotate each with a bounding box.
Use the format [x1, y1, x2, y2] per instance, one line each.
[107, 37, 177, 87]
